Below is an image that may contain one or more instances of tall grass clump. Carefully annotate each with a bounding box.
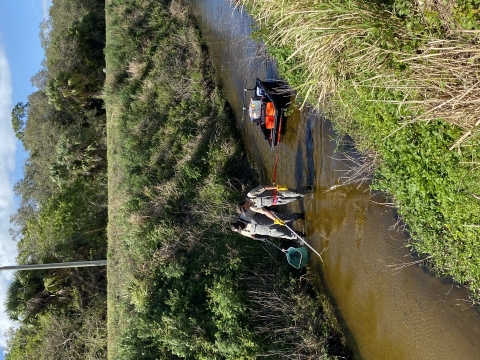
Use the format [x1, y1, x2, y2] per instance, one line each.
[240, 0, 480, 298]
[242, 0, 480, 137]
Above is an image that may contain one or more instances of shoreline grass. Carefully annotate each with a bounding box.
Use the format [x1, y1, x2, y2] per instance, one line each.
[239, 0, 480, 298]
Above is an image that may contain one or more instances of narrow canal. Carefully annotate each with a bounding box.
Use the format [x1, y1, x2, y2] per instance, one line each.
[189, 1, 480, 359]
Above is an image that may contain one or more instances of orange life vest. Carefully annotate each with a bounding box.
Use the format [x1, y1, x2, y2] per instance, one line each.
[265, 102, 275, 129]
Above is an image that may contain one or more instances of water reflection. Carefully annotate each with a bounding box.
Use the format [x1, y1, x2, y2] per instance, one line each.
[305, 116, 316, 186]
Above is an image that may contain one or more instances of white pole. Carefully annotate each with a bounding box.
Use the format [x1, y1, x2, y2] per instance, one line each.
[0, 260, 107, 271]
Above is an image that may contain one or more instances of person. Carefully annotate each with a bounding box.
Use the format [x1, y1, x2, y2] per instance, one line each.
[232, 205, 305, 241]
[231, 220, 305, 241]
[244, 184, 312, 209]
[237, 184, 311, 222]
[238, 206, 303, 226]
[236, 200, 302, 224]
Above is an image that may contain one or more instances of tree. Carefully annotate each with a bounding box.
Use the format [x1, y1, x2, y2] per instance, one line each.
[11, 102, 29, 141]
[6, 0, 108, 358]
[31, 65, 48, 91]
[5, 308, 107, 360]
[50, 128, 106, 185]
[45, 71, 104, 112]
[5, 270, 58, 323]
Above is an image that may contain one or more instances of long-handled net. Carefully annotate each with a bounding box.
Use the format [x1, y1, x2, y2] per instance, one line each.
[255, 237, 309, 269]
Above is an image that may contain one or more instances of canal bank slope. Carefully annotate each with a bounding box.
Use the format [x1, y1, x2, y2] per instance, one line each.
[105, 0, 349, 358]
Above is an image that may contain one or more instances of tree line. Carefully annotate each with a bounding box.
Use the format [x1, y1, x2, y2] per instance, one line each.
[5, 0, 108, 358]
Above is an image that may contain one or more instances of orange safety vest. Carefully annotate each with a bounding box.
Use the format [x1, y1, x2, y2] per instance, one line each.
[265, 102, 275, 129]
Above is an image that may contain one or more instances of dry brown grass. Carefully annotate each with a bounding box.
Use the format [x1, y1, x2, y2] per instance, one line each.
[241, 0, 480, 145]
[127, 61, 145, 80]
[242, 0, 396, 106]
[169, 0, 188, 21]
[417, 0, 458, 32]
[243, 266, 345, 360]
[105, 7, 133, 356]
[363, 39, 480, 146]
[328, 150, 378, 190]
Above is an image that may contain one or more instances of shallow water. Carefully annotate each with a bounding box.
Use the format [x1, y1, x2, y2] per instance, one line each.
[189, 1, 480, 358]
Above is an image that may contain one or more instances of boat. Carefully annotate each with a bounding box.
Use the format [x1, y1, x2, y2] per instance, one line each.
[243, 78, 293, 149]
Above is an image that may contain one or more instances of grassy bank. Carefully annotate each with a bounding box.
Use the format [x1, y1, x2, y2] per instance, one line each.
[240, 0, 480, 297]
[105, 0, 349, 358]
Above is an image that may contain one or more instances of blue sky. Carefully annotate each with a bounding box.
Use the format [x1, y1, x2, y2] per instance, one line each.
[0, 0, 51, 355]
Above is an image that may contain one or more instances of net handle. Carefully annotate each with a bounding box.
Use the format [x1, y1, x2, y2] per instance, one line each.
[255, 237, 287, 253]
[271, 213, 324, 263]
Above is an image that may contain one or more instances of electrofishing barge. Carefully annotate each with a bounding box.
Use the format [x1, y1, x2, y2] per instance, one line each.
[244, 78, 293, 149]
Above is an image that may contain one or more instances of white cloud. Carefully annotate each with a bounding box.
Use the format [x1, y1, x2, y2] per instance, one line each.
[0, 39, 20, 348]
[42, 0, 52, 20]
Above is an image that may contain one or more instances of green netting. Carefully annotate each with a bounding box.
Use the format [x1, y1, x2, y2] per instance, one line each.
[286, 247, 309, 269]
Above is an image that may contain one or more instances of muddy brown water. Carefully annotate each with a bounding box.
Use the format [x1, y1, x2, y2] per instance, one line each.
[189, 1, 480, 359]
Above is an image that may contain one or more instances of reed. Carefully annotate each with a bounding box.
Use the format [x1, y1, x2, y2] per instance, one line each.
[244, 0, 397, 105]
[240, 0, 480, 144]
